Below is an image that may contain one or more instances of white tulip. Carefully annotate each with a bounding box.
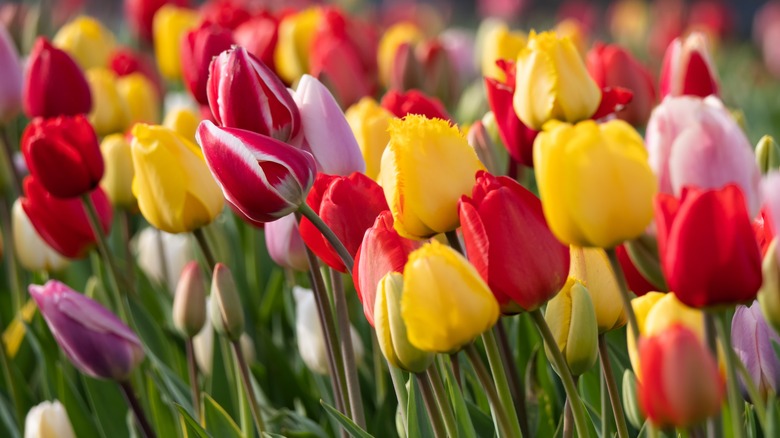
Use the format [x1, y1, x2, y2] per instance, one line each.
[24, 400, 75, 438]
[134, 227, 195, 292]
[12, 199, 69, 272]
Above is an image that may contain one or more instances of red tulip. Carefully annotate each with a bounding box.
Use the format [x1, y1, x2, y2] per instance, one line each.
[23, 37, 91, 119]
[353, 211, 421, 325]
[655, 184, 762, 308]
[181, 22, 235, 105]
[21, 177, 113, 259]
[21, 115, 103, 198]
[200, 0, 251, 29]
[124, 0, 189, 43]
[233, 12, 279, 73]
[755, 208, 775, 258]
[459, 171, 569, 313]
[380, 89, 451, 121]
[639, 324, 724, 427]
[659, 32, 719, 99]
[299, 172, 388, 272]
[108, 48, 164, 98]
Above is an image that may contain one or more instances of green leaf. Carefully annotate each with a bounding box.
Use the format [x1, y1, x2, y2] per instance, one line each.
[176, 404, 212, 438]
[406, 376, 434, 438]
[81, 376, 130, 438]
[0, 394, 20, 438]
[146, 373, 179, 438]
[465, 400, 496, 438]
[437, 355, 477, 438]
[320, 400, 374, 438]
[203, 394, 243, 438]
[55, 367, 100, 438]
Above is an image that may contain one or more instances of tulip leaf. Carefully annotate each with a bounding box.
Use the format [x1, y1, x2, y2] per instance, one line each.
[320, 400, 374, 438]
[437, 355, 477, 438]
[203, 394, 243, 438]
[406, 375, 434, 438]
[54, 367, 100, 438]
[465, 400, 496, 438]
[146, 374, 179, 438]
[81, 376, 130, 438]
[0, 395, 19, 438]
[176, 404, 213, 438]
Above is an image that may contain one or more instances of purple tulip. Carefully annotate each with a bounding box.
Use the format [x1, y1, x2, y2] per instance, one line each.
[732, 301, 780, 401]
[29, 281, 144, 381]
[265, 213, 308, 272]
[0, 24, 23, 122]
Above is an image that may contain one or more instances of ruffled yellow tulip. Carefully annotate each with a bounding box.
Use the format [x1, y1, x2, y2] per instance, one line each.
[274, 8, 322, 84]
[480, 23, 526, 82]
[534, 119, 657, 248]
[377, 22, 424, 87]
[53, 16, 116, 70]
[100, 134, 136, 209]
[401, 241, 499, 353]
[153, 5, 199, 80]
[513, 31, 601, 130]
[117, 73, 160, 126]
[162, 107, 201, 144]
[345, 97, 394, 180]
[131, 124, 224, 233]
[544, 278, 599, 376]
[569, 246, 626, 332]
[86, 68, 129, 136]
[379, 115, 485, 239]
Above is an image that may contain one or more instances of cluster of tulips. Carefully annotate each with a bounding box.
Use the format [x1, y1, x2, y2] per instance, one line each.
[1, 0, 780, 437]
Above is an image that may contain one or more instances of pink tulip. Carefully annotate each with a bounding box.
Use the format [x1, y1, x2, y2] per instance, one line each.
[0, 24, 22, 121]
[659, 32, 719, 99]
[265, 213, 308, 271]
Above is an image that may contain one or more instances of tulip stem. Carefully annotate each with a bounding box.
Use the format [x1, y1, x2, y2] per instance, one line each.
[298, 203, 353, 273]
[232, 340, 266, 435]
[713, 310, 746, 438]
[464, 344, 516, 438]
[193, 228, 217, 273]
[598, 335, 629, 438]
[119, 381, 157, 438]
[733, 351, 767, 429]
[330, 270, 365, 428]
[703, 313, 724, 438]
[563, 386, 574, 438]
[604, 248, 640, 344]
[529, 309, 591, 438]
[120, 210, 136, 291]
[426, 363, 460, 438]
[496, 322, 530, 438]
[0, 124, 22, 196]
[389, 365, 408, 429]
[482, 329, 524, 437]
[416, 373, 447, 438]
[185, 340, 202, 424]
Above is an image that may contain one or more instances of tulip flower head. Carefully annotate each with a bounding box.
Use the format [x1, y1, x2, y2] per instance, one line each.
[480, 23, 526, 83]
[117, 72, 161, 126]
[233, 12, 279, 72]
[380, 89, 451, 121]
[99, 134, 136, 209]
[544, 278, 599, 376]
[23, 37, 92, 118]
[12, 199, 69, 272]
[172, 261, 207, 338]
[180, 22, 234, 106]
[345, 97, 394, 180]
[274, 7, 323, 85]
[125, 0, 190, 43]
[569, 246, 627, 333]
[29, 281, 144, 381]
[134, 227, 196, 291]
[264, 213, 308, 272]
[85, 68, 130, 136]
[659, 32, 719, 99]
[153, 5, 199, 81]
[732, 301, 780, 401]
[24, 400, 76, 438]
[53, 16, 117, 70]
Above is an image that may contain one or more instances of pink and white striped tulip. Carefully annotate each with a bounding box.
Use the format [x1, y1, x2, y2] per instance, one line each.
[659, 32, 719, 99]
[196, 120, 317, 224]
[206, 46, 303, 144]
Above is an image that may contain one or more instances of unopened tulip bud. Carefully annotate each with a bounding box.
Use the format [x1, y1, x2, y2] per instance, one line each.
[53, 16, 116, 70]
[757, 135, 780, 174]
[375, 273, 435, 373]
[378, 22, 423, 87]
[153, 5, 199, 81]
[24, 400, 76, 438]
[544, 278, 599, 376]
[659, 32, 719, 99]
[569, 247, 626, 333]
[467, 118, 506, 176]
[172, 261, 206, 338]
[210, 263, 244, 342]
[100, 134, 135, 209]
[12, 200, 68, 272]
[86, 68, 129, 136]
[264, 213, 308, 272]
[759, 238, 780, 332]
[390, 42, 423, 92]
[117, 73, 160, 126]
[622, 370, 645, 429]
[162, 107, 200, 143]
[23, 37, 92, 118]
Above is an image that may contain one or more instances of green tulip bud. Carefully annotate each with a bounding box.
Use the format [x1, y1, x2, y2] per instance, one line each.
[622, 369, 645, 429]
[210, 263, 244, 342]
[759, 238, 780, 333]
[756, 135, 780, 174]
[172, 261, 207, 338]
[544, 278, 599, 376]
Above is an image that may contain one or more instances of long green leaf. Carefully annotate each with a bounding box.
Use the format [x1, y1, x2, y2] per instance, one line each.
[81, 376, 130, 438]
[203, 394, 243, 438]
[438, 355, 477, 438]
[320, 400, 374, 438]
[176, 405, 212, 438]
[146, 374, 180, 438]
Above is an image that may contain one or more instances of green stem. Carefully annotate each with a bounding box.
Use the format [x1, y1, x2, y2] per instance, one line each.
[185, 340, 202, 424]
[298, 203, 353, 273]
[372, 334, 387, 404]
[703, 313, 724, 438]
[482, 329, 524, 437]
[232, 340, 266, 435]
[600, 370, 609, 438]
[714, 310, 745, 438]
[495, 322, 529, 438]
[0, 200, 21, 318]
[120, 210, 136, 292]
[330, 271, 365, 428]
[529, 309, 591, 438]
[598, 335, 629, 438]
[464, 344, 515, 438]
[563, 392, 574, 438]
[0, 312, 23, 428]
[426, 363, 459, 438]
[734, 352, 767, 429]
[416, 373, 447, 438]
[119, 381, 157, 438]
[605, 248, 640, 345]
[389, 365, 408, 430]
[0, 124, 22, 196]
[193, 228, 217, 274]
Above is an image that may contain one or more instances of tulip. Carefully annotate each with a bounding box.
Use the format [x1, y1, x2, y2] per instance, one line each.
[480, 23, 526, 82]
[24, 400, 76, 438]
[638, 324, 724, 428]
[153, 5, 199, 81]
[53, 16, 116, 70]
[513, 30, 601, 130]
[401, 241, 500, 353]
[380, 89, 451, 121]
[134, 227, 195, 291]
[459, 171, 569, 313]
[108, 48, 164, 98]
[21, 177, 112, 258]
[117, 73, 160, 126]
[645, 95, 761, 216]
[180, 22, 234, 105]
[21, 114, 103, 198]
[375, 272, 435, 372]
[757, 135, 780, 174]
[274, 7, 322, 85]
[345, 97, 394, 180]
[534, 119, 657, 248]
[659, 32, 719, 99]
[85, 68, 129, 136]
[30, 280, 144, 381]
[0, 24, 23, 121]
[162, 106, 200, 143]
[544, 278, 599, 376]
[12, 199, 69, 272]
[233, 12, 279, 72]
[199, 0, 250, 29]
[131, 123, 224, 233]
[99, 134, 135, 208]
[191, 296, 255, 375]
[439, 28, 477, 85]
[292, 75, 366, 175]
[732, 301, 780, 401]
[569, 247, 627, 332]
[172, 261, 207, 338]
[264, 213, 308, 272]
[196, 120, 316, 225]
[23, 37, 92, 118]
[125, 0, 189, 43]
[466, 116, 509, 176]
[586, 42, 656, 126]
[210, 263, 244, 341]
[207, 46, 303, 144]
[377, 22, 423, 88]
[379, 115, 485, 239]
[655, 184, 762, 308]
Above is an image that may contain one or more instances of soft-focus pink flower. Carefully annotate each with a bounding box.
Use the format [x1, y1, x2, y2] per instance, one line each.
[0, 24, 22, 121]
[265, 213, 308, 272]
[659, 32, 719, 99]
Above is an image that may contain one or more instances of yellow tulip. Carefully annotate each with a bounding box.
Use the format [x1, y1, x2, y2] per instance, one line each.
[153, 5, 199, 81]
[53, 16, 116, 70]
[513, 31, 601, 130]
[163, 107, 201, 144]
[401, 241, 499, 353]
[86, 68, 129, 136]
[274, 8, 322, 85]
[100, 134, 136, 209]
[377, 22, 424, 87]
[554, 19, 587, 56]
[117, 73, 160, 126]
[569, 246, 626, 333]
[379, 115, 485, 239]
[544, 278, 599, 376]
[533, 119, 657, 248]
[345, 97, 394, 180]
[480, 23, 526, 82]
[131, 124, 224, 233]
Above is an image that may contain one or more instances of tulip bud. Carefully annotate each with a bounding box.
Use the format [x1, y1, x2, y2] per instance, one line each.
[757, 135, 780, 174]
[622, 370, 645, 429]
[732, 301, 780, 401]
[378, 22, 424, 88]
[390, 42, 424, 93]
[569, 247, 626, 333]
[173, 261, 206, 338]
[0, 25, 23, 122]
[53, 16, 116, 70]
[274, 8, 322, 85]
[544, 278, 599, 376]
[125, 0, 189, 43]
[210, 263, 244, 342]
[659, 32, 719, 99]
[233, 12, 279, 72]
[99, 134, 136, 209]
[12, 199, 69, 272]
[24, 400, 76, 438]
[134, 227, 196, 291]
[86, 68, 129, 136]
[759, 238, 780, 332]
[479, 23, 526, 82]
[153, 5, 199, 81]
[162, 107, 200, 143]
[117, 73, 160, 126]
[467, 120, 500, 175]
[30, 280, 145, 381]
[180, 22, 234, 105]
[375, 272, 435, 373]
[345, 97, 394, 181]
[23, 37, 92, 118]
[264, 213, 308, 272]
